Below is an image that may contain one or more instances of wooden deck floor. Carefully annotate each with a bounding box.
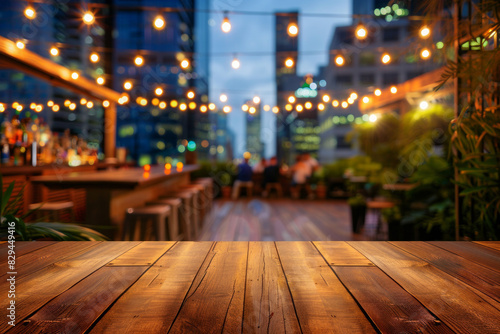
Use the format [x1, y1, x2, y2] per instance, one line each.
[1, 241, 499, 333]
[198, 199, 378, 241]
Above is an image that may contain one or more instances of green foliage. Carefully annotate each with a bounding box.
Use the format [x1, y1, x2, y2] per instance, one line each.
[191, 160, 237, 186]
[347, 194, 366, 207]
[0, 175, 108, 241]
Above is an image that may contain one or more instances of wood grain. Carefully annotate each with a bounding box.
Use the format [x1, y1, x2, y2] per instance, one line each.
[0, 242, 138, 332]
[334, 266, 454, 333]
[106, 241, 176, 266]
[474, 241, 500, 252]
[10, 266, 146, 334]
[168, 242, 248, 333]
[243, 242, 301, 333]
[0, 241, 56, 264]
[276, 241, 375, 333]
[90, 242, 213, 333]
[314, 241, 374, 266]
[431, 241, 500, 273]
[350, 241, 500, 333]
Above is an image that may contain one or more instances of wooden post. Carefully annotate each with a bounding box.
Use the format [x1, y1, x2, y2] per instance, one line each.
[104, 102, 117, 158]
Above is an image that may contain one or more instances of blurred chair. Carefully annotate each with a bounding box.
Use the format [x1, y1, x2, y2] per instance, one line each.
[123, 205, 171, 241]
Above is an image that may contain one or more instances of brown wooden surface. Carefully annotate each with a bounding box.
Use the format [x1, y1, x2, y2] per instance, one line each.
[2, 241, 500, 333]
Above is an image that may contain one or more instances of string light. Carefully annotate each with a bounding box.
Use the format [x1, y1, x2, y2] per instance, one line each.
[187, 90, 195, 99]
[350, 92, 358, 100]
[16, 105, 23, 111]
[381, 53, 391, 64]
[103, 100, 110, 107]
[355, 24, 367, 40]
[249, 106, 256, 114]
[35, 105, 42, 112]
[86, 101, 94, 108]
[69, 103, 76, 110]
[189, 102, 196, 110]
[296, 104, 303, 112]
[80, 98, 87, 105]
[390, 86, 397, 94]
[155, 87, 163, 96]
[223, 105, 232, 113]
[318, 103, 325, 111]
[335, 55, 344, 66]
[153, 15, 165, 30]
[287, 22, 298, 36]
[159, 101, 167, 109]
[221, 16, 231, 33]
[263, 105, 270, 111]
[341, 101, 348, 108]
[420, 48, 431, 59]
[285, 57, 294, 68]
[152, 98, 159, 106]
[285, 104, 292, 111]
[82, 12, 95, 25]
[253, 96, 260, 104]
[231, 57, 240, 69]
[272, 106, 279, 113]
[50, 47, 59, 56]
[347, 97, 354, 104]
[64, 100, 71, 107]
[200, 105, 208, 112]
[24, 6, 36, 19]
[30, 102, 36, 109]
[170, 100, 178, 108]
[180, 59, 190, 69]
[96, 77, 105, 85]
[208, 103, 216, 110]
[419, 101, 429, 110]
[179, 103, 187, 111]
[71, 72, 79, 79]
[139, 98, 148, 106]
[134, 55, 144, 66]
[374, 89, 382, 96]
[305, 101, 312, 109]
[16, 41, 25, 49]
[123, 81, 132, 90]
[322, 94, 330, 103]
[47, 101, 54, 107]
[288, 96, 295, 103]
[219, 94, 228, 102]
[332, 100, 339, 107]
[369, 114, 378, 122]
[52, 105, 59, 112]
[242, 104, 249, 111]
[90, 53, 99, 63]
[362, 96, 370, 103]
[419, 26, 431, 38]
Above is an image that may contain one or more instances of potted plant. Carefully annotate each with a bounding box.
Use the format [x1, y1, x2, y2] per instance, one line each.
[381, 206, 402, 241]
[347, 194, 366, 233]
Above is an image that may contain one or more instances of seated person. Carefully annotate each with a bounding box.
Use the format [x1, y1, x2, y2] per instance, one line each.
[232, 157, 253, 199]
[262, 156, 282, 197]
[290, 155, 313, 199]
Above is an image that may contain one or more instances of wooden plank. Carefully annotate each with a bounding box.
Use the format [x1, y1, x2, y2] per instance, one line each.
[0, 241, 100, 279]
[474, 241, 500, 252]
[106, 241, 176, 266]
[314, 241, 374, 266]
[431, 241, 500, 274]
[276, 242, 375, 333]
[350, 241, 500, 333]
[242, 242, 301, 333]
[90, 242, 213, 333]
[10, 266, 146, 334]
[334, 266, 454, 333]
[0, 241, 139, 332]
[168, 242, 248, 333]
[0, 241, 56, 264]
[391, 242, 500, 304]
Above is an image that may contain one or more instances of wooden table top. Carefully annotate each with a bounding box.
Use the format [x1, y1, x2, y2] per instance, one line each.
[30, 165, 199, 189]
[2, 241, 499, 333]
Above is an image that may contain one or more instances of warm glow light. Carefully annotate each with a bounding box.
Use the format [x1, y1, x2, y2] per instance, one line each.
[296, 104, 303, 112]
[134, 56, 144, 66]
[350, 92, 358, 100]
[305, 102, 312, 109]
[71, 72, 79, 80]
[223, 105, 231, 113]
[143, 164, 151, 172]
[288, 96, 296, 103]
[170, 100, 178, 108]
[124, 81, 132, 90]
[24, 6, 36, 19]
[179, 103, 187, 111]
[152, 98, 159, 106]
[374, 89, 382, 96]
[153, 16, 165, 30]
[176, 162, 184, 170]
[80, 98, 87, 105]
[189, 102, 196, 110]
[208, 103, 216, 110]
[69, 103, 76, 110]
[83, 12, 95, 24]
[419, 26, 431, 38]
[285, 104, 293, 111]
[332, 100, 339, 107]
[155, 87, 163, 96]
[0, 105, 4, 113]
[420, 101, 429, 110]
[50, 47, 59, 56]
[16, 41, 25, 49]
[30, 103, 36, 110]
[288, 23, 299, 36]
[139, 98, 148, 106]
[96, 77, 105, 85]
[86, 101, 94, 108]
[355, 24, 367, 39]
[242, 104, 249, 111]
[47, 101, 54, 107]
[362, 96, 370, 103]
[285, 58, 294, 68]
[420, 48, 431, 59]
[249, 106, 256, 114]
[35, 105, 42, 112]
[119, 95, 129, 104]
[263, 105, 270, 111]
[318, 103, 325, 111]
[187, 91, 195, 99]
[335, 55, 344, 66]
[348, 97, 354, 104]
[12, 102, 19, 109]
[16, 105, 23, 111]
[64, 100, 71, 107]
[200, 105, 207, 112]
[272, 106, 279, 113]
[322, 94, 330, 103]
[390, 86, 397, 94]
[219, 94, 228, 102]
[369, 114, 378, 122]
[381, 53, 391, 64]
[221, 17, 231, 33]
[252, 96, 260, 104]
[341, 101, 348, 108]
[52, 105, 59, 112]
[231, 58, 240, 69]
[90, 53, 99, 63]
[165, 163, 172, 170]
[159, 101, 167, 109]
[103, 100, 110, 108]
[180, 59, 190, 69]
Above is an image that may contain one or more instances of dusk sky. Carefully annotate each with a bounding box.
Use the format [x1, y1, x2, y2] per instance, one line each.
[208, 0, 352, 158]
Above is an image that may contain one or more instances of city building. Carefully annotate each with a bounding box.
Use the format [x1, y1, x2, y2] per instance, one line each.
[243, 99, 263, 163]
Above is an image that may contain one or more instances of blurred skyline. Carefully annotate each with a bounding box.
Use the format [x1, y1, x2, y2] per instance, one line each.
[208, 0, 352, 159]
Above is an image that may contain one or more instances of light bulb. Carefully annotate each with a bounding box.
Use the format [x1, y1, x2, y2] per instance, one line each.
[223, 105, 231, 113]
[296, 104, 303, 112]
[103, 100, 110, 108]
[335, 55, 344, 66]
[419, 26, 431, 38]
[134, 56, 144, 66]
[96, 77, 105, 85]
[318, 103, 325, 111]
[155, 87, 163, 96]
[253, 96, 260, 104]
[221, 17, 231, 33]
[219, 94, 228, 102]
[24, 6, 36, 19]
[187, 91, 195, 99]
[332, 100, 339, 107]
[180, 59, 190, 69]
[16, 41, 25, 49]
[272, 106, 279, 113]
[123, 81, 132, 90]
[90, 53, 99, 63]
[231, 58, 240, 69]
[355, 24, 367, 39]
[285, 58, 294, 68]
[153, 16, 165, 30]
[374, 89, 382, 96]
[288, 96, 295, 103]
[83, 12, 94, 24]
[362, 96, 370, 103]
[50, 47, 59, 56]
[288, 23, 298, 36]
[322, 94, 330, 103]
[71, 72, 79, 80]
[390, 86, 397, 94]
[420, 48, 431, 59]
[381, 53, 391, 64]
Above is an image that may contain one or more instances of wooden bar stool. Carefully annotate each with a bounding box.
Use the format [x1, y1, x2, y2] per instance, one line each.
[366, 200, 396, 239]
[122, 205, 171, 241]
[180, 184, 206, 226]
[147, 198, 183, 241]
[193, 178, 213, 210]
[29, 202, 75, 222]
[162, 191, 196, 241]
